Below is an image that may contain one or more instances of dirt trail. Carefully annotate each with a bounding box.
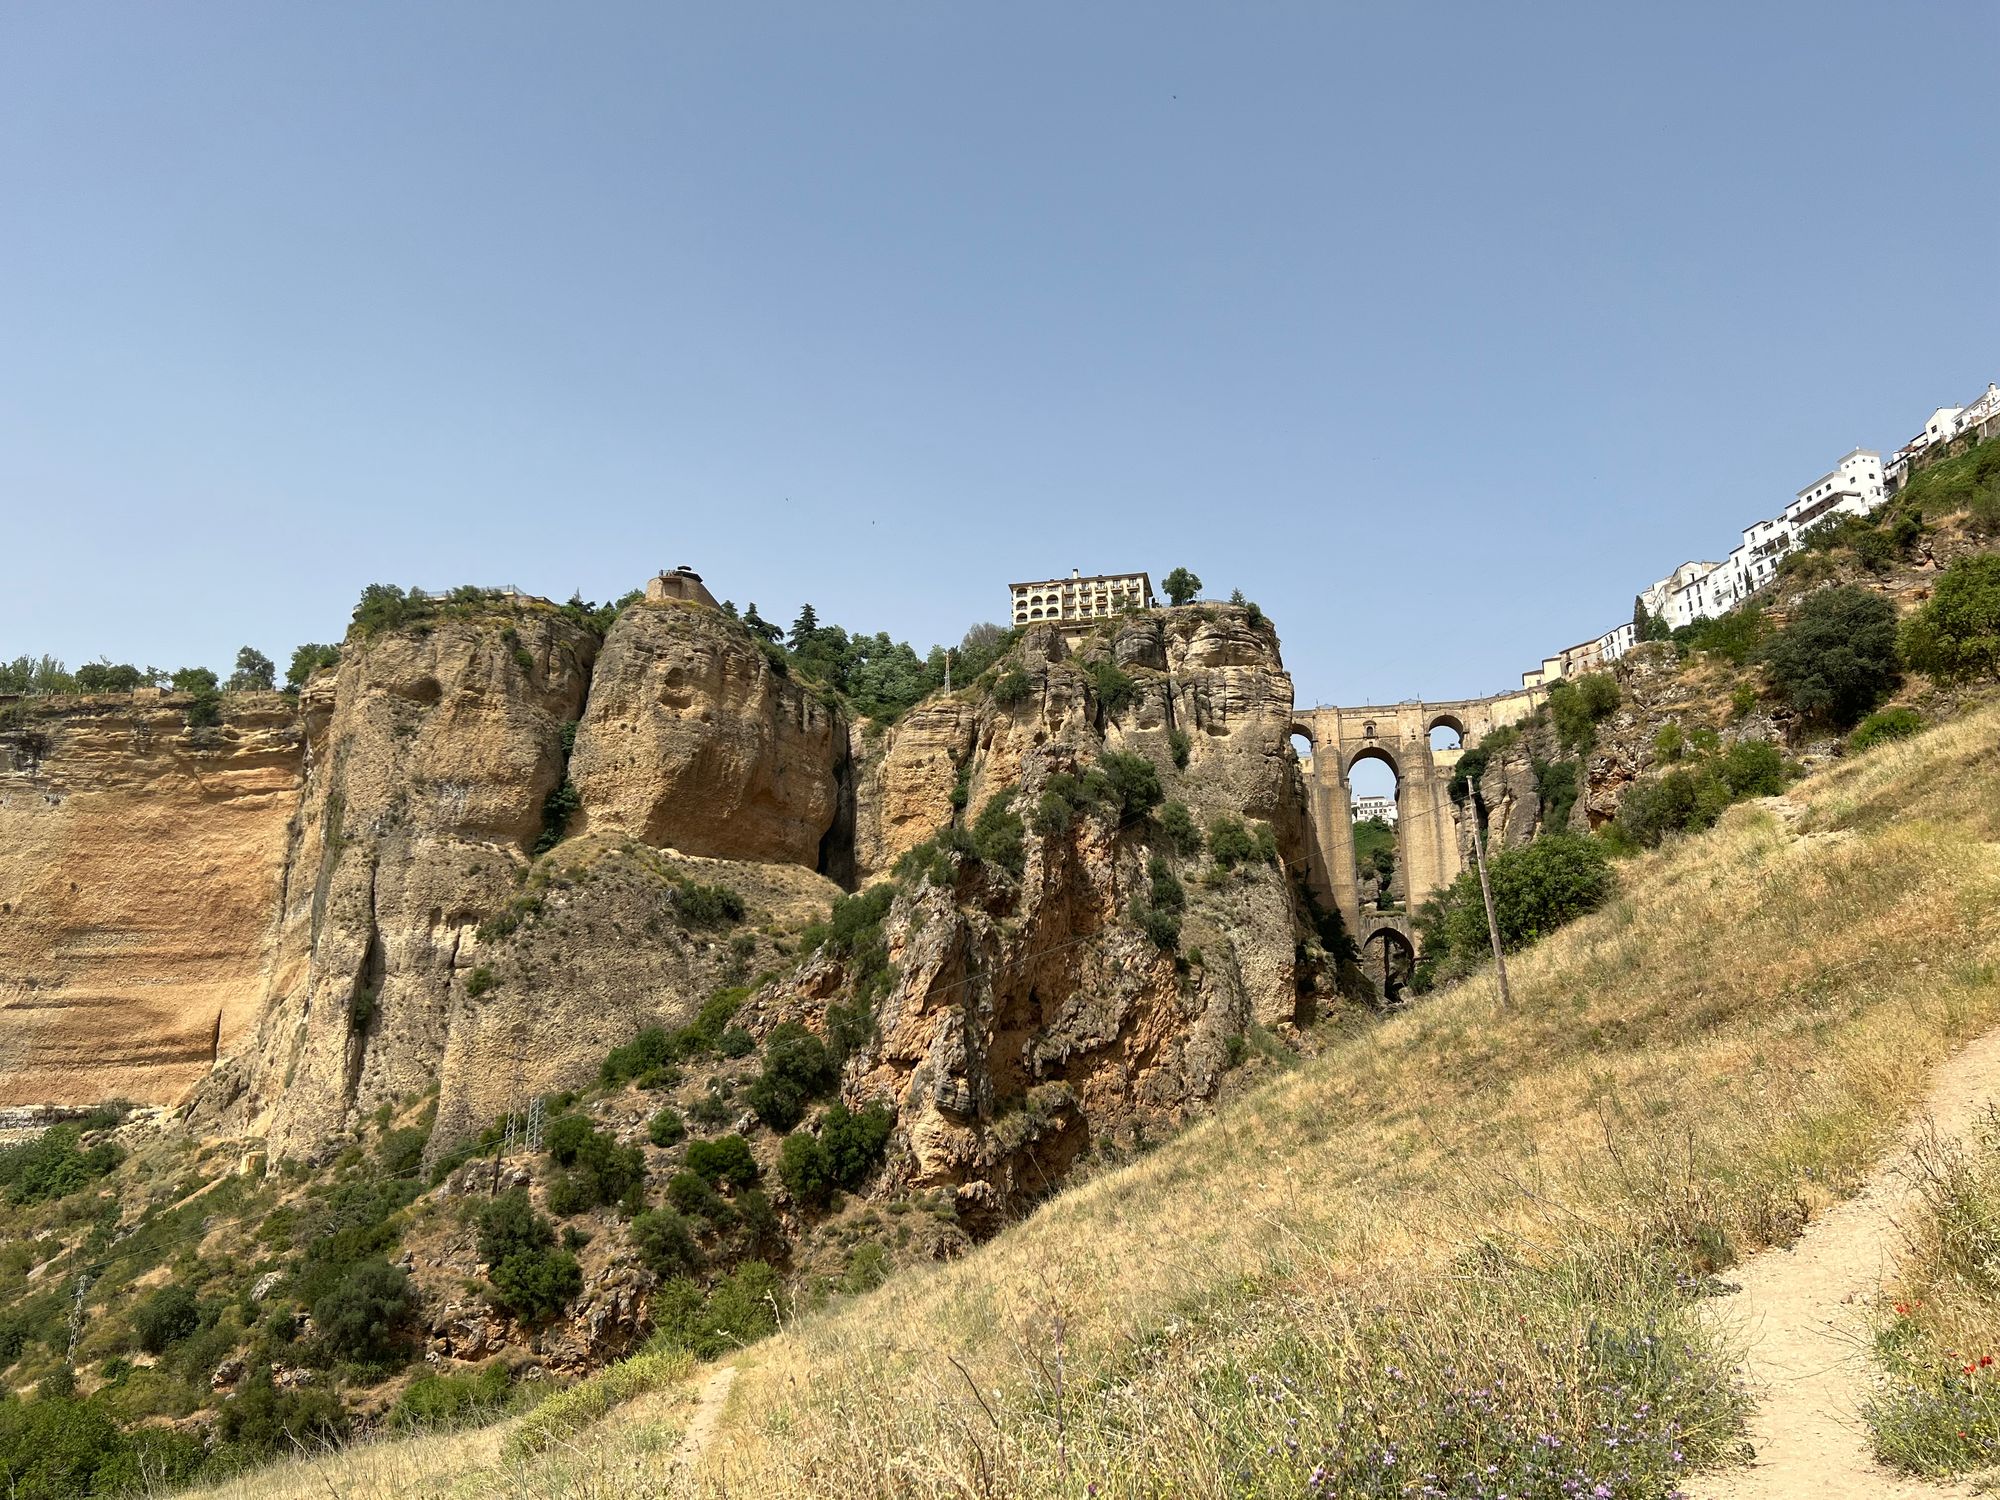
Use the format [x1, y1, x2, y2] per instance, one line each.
[1689, 1031, 2000, 1500]
[672, 1365, 737, 1469]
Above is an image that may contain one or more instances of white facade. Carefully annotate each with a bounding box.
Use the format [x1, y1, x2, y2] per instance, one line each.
[1522, 383, 1990, 688]
[1784, 449, 1886, 535]
[1009, 569, 1155, 626]
[1352, 793, 1397, 826]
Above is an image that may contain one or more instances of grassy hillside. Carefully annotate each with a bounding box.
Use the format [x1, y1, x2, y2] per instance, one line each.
[174, 695, 2000, 1498]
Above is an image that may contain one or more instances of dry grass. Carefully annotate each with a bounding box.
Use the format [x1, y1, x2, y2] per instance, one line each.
[173, 702, 2000, 1499]
[1865, 1112, 2000, 1474]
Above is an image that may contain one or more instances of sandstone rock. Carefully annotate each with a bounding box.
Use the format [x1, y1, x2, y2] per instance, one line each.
[0, 695, 303, 1107]
[570, 602, 843, 868]
[211, 1356, 245, 1391]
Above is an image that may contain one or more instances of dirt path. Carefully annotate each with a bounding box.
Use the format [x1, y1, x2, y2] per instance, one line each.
[672, 1365, 737, 1469]
[1688, 1031, 2000, 1500]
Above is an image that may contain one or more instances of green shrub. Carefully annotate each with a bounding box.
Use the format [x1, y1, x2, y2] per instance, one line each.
[747, 1023, 838, 1131]
[778, 1131, 836, 1209]
[489, 1245, 581, 1322]
[311, 1259, 414, 1365]
[1412, 835, 1613, 991]
[1085, 658, 1140, 715]
[1547, 673, 1620, 754]
[1675, 605, 1768, 664]
[474, 1189, 576, 1322]
[990, 667, 1033, 707]
[542, 1119, 644, 1214]
[505, 1346, 693, 1459]
[1899, 554, 2000, 685]
[971, 789, 1026, 876]
[0, 1124, 122, 1206]
[211, 1366, 349, 1460]
[648, 1108, 687, 1148]
[1098, 750, 1165, 819]
[378, 1124, 429, 1177]
[1157, 800, 1202, 857]
[1849, 708, 1924, 754]
[685, 1134, 760, 1189]
[1531, 759, 1580, 832]
[1763, 585, 1901, 726]
[1206, 815, 1258, 870]
[0, 1395, 141, 1496]
[820, 1102, 894, 1187]
[533, 777, 581, 856]
[650, 1262, 783, 1359]
[687, 1086, 733, 1130]
[666, 1170, 733, 1224]
[465, 966, 497, 998]
[1167, 727, 1192, 769]
[390, 1360, 515, 1430]
[599, 988, 750, 1084]
[1731, 682, 1758, 719]
[285, 642, 341, 691]
[630, 1209, 704, 1279]
[1652, 723, 1684, 761]
[673, 878, 746, 928]
[133, 1284, 201, 1354]
[1130, 897, 1181, 950]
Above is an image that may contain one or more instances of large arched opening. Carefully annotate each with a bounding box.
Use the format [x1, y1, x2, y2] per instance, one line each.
[1428, 713, 1466, 754]
[1346, 745, 1401, 911]
[1362, 926, 1416, 1006]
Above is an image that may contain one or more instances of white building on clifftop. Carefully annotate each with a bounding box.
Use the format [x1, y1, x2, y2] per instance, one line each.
[1010, 569, 1155, 626]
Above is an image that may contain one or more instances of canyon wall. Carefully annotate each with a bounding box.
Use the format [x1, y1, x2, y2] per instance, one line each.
[0, 695, 302, 1106]
[5, 596, 1337, 1187]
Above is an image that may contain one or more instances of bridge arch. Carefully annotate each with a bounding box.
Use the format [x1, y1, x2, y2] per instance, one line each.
[1361, 923, 1416, 1005]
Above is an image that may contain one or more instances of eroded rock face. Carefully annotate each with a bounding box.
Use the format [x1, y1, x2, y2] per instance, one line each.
[569, 603, 844, 870]
[767, 604, 1325, 1226]
[217, 610, 598, 1161]
[0, 696, 303, 1107]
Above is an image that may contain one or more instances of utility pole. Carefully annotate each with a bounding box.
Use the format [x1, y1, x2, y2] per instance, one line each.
[1464, 784, 1512, 1009]
[67, 1272, 93, 1365]
[944, 649, 953, 694]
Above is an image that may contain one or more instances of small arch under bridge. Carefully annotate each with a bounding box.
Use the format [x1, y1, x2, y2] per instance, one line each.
[1290, 688, 1546, 959]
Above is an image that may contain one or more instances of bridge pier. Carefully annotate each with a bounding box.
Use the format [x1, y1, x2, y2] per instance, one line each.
[1291, 687, 1546, 953]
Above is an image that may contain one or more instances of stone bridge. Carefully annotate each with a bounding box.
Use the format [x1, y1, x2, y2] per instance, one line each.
[1290, 688, 1546, 974]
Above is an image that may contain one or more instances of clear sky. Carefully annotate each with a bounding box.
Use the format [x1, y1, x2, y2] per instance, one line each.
[2, 3, 1994, 711]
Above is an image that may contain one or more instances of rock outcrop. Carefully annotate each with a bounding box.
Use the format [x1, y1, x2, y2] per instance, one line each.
[762, 605, 1329, 1226]
[0, 695, 302, 1106]
[570, 602, 844, 871]
[212, 607, 599, 1160]
[10, 596, 1333, 1195]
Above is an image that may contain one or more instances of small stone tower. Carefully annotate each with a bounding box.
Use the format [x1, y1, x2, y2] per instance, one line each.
[644, 566, 719, 608]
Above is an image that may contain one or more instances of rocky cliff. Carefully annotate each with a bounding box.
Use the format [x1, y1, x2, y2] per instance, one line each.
[756, 605, 1332, 1227]
[6, 594, 1336, 1202]
[0, 695, 302, 1107]
[570, 601, 845, 870]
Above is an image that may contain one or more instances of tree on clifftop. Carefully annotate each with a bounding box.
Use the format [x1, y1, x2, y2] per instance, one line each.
[1162, 567, 1202, 606]
[228, 647, 275, 692]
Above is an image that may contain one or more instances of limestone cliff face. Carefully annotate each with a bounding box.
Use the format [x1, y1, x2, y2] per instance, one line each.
[7, 596, 1322, 1193]
[569, 602, 844, 870]
[854, 609, 1302, 881]
[0, 695, 302, 1107]
[767, 605, 1323, 1227]
[209, 609, 598, 1160]
[419, 835, 839, 1155]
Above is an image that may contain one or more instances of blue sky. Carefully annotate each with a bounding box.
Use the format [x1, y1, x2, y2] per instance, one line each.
[2, 2, 1994, 712]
